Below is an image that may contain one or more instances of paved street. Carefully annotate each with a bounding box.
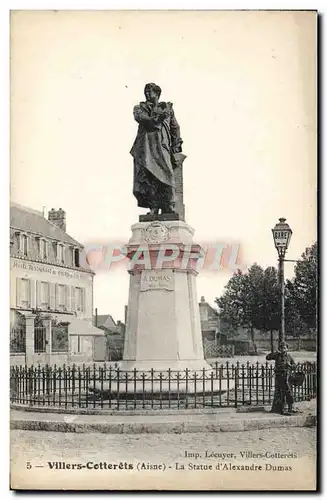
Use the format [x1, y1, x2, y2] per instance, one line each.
[11, 427, 316, 490]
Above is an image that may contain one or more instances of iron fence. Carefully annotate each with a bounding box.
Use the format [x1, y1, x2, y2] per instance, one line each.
[10, 361, 316, 411]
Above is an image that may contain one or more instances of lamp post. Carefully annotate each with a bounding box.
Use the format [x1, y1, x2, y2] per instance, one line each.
[272, 218, 293, 349]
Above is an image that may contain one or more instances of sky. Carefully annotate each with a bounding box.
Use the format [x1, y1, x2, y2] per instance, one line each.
[10, 10, 317, 322]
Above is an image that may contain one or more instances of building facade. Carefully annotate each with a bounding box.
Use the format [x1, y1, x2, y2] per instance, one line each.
[199, 296, 220, 342]
[92, 313, 125, 361]
[10, 203, 104, 365]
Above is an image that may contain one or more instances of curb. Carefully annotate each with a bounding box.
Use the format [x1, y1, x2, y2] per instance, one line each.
[10, 413, 316, 434]
[10, 403, 236, 416]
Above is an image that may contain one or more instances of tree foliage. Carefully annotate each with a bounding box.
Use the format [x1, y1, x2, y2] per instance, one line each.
[216, 241, 317, 344]
[288, 242, 317, 331]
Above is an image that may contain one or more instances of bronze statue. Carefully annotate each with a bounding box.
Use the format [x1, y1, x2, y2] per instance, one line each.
[130, 83, 185, 217]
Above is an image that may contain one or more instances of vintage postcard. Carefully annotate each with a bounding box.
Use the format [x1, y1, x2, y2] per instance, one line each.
[10, 10, 317, 491]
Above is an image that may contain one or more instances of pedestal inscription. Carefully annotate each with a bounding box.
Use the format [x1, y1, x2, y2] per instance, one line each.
[140, 270, 174, 291]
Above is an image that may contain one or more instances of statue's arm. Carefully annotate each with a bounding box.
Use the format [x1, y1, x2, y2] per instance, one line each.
[133, 105, 153, 124]
[133, 105, 164, 127]
[169, 107, 183, 153]
[266, 352, 277, 361]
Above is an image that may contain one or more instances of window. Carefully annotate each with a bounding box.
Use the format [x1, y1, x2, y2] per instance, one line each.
[15, 232, 20, 252]
[52, 242, 57, 259]
[70, 335, 81, 354]
[57, 284, 67, 310]
[58, 244, 64, 264]
[75, 287, 84, 312]
[34, 326, 46, 353]
[52, 323, 69, 352]
[74, 248, 80, 267]
[22, 235, 28, 256]
[40, 239, 47, 259]
[10, 326, 26, 353]
[40, 281, 50, 309]
[20, 278, 30, 307]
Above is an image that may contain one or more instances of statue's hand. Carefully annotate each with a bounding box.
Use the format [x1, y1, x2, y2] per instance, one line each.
[155, 102, 171, 117]
[172, 145, 182, 154]
[153, 109, 169, 123]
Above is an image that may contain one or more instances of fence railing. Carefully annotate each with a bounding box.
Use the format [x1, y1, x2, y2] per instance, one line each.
[10, 361, 316, 411]
[203, 343, 234, 358]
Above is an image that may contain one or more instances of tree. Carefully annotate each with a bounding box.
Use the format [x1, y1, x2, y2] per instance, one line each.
[290, 242, 317, 333]
[260, 267, 280, 350]
[216, 269, 246, 331]
[216, 242, 317, 352]
[216, 264, 280, 352]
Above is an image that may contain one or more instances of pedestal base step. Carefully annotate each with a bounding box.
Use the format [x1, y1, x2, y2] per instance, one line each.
[89, 378, 235, 397]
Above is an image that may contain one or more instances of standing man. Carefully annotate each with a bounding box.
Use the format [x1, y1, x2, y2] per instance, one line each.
[266, 341, 297, 415]
[130, 83, 184, 215]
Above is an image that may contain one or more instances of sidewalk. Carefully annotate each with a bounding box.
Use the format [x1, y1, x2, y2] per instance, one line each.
[10, 400, 316, 434]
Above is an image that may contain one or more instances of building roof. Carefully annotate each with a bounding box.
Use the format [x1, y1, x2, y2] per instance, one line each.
[199, 296, 218, 315]
[94, 314, 117, 330]
[10, 203, 81, 247]
[69, 318, 104, 337]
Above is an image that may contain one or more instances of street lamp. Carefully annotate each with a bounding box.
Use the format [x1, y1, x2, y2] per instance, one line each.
[272, 218, 293, 348]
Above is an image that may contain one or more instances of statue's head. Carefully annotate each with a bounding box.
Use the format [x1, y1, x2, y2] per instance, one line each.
[144, 82, 161, 103]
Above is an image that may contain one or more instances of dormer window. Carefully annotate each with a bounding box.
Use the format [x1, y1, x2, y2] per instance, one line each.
[15, 232, 20, 253]
[40, 239, 47, 260]
[58, 244, 65, 264]
[22, 234, 28, 257]
[74, 248, 80, 268]
[52, 242, 57, 260]
[36, 237, 47, 259]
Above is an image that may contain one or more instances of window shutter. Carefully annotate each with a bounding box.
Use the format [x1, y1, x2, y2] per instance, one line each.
[66, 285, 71, 311]
[30, 280, 36, 308]
[55, 284, 59, 310]
[36, 280, 40, 308]
[16, 278, 21, 307]
[64, 285, 68, 310]
[18, 234, 22, 254]
[27, 279, 31, 307]
[49, 283, 56, 310]
[71, 286, 75, 312]
[46, 282, 50, 308]
[81, 288, 85, 312]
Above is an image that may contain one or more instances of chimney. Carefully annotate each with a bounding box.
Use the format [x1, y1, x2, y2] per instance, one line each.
[48, 208, 66, 232]
[200, 296, 205, 303]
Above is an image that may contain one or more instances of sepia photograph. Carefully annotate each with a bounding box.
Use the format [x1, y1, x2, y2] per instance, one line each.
[9, 9, 317, 491]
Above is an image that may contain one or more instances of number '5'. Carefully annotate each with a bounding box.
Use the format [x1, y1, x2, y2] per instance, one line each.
[26, 462, 32, 469]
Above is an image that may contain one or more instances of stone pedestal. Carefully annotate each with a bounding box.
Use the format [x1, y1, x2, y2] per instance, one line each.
[120, 220, 212, 372]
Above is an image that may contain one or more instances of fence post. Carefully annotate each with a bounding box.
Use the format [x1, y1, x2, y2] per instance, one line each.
[25, 314, 36, 365]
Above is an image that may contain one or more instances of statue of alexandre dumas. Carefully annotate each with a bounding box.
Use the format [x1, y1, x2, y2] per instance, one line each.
[130, 83, 185, 217]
